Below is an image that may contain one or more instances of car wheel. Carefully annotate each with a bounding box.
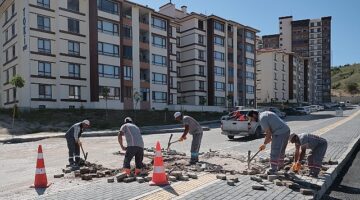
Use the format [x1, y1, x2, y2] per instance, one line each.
[227, 135, 235, 140]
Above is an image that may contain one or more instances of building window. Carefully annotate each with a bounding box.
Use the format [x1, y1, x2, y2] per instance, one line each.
[228, 83, 234, 92]
[68, 18, 79, 33]
[98, 42, 120, 57]
[152, 54, 167, 66]
[214, 97, 225, 106]
[11, 45, 15, 58]
[228, 38, 233, 48]
[37, 0, 50, 8]
[152, 91, 167, 103]
[68, 41, 80, 55]
[215, 82, 225, 91]
[123, 66, 132, 80]
[245, 31, 255, 40]
[274, 72, 277, 80]
[199, 65, 205, 76]
[152, 34, 166, 48]
[245, 43, 254, 53]
[282, 83, 285, 90]
[151, 17, 166, 30]
[152, 73, 167, 85]
[214, 35, 224, 46]
[199, 81, 205, 90]
[124, 86, 132, 98]
[122, 25, 132, 38]
[198, 50, 205, 60]
[37, 15, 50, 31]
[198, 20, 204, 30]
[97, 0, 119, 15]
[99, 86, 120, 99]
[68, 63, 80, 78]
[246, 72, 254, 80]
[282, 74, 285, 81]
[39, 84, 52, 99]
[246, 85, 254, 94]
[198, 34, 204, 44]
[141, 88, 150, 101]
[97, 20, 119, 35]
[69, 85, 81, 99]
[67, 0, 79, 11]
[274, 82, 277, 90]
[214, 21, 224, 32]
[38, 38, 51, 54]
[98, 64, 119, 79]
[214, 66, 225, 76]
[228, 67, 234, 77]
[38, 62, 51, 77]
[245, 58, 254, 67]
[214, 51, 224, 61]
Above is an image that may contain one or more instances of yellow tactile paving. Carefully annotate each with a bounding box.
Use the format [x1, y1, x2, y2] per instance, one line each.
[139, 173, 217, 200]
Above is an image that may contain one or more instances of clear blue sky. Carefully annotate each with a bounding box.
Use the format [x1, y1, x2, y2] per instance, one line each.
[132, 0, 359, 66]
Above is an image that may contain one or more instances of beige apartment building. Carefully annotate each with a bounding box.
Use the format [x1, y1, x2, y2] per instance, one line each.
[0, 0, 258, 111]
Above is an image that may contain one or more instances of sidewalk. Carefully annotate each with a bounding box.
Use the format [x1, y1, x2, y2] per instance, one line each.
[0, 120, 218, 143]
[25, 110, 360, 199]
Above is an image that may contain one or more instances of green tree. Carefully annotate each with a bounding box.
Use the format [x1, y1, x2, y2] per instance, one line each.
[102, 87, 110, 119]
[346, 82, 359, 95]
[10, 75, 25, 128]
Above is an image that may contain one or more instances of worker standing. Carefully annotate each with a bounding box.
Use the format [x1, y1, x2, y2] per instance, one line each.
[174, 112, 203, 165]
[118, 117, 144, 176]
[289, 133, 328, 177]
[247, 110, 290, 174]
[65, 120, 91, 167]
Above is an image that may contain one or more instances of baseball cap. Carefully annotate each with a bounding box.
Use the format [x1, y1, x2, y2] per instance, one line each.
[174, 112, 182, 119]
[82, 120, 90, 126]
[124, 117, 133, 123]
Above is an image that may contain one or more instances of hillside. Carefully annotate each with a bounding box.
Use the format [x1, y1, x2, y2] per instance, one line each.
[331, 63, 360, 97]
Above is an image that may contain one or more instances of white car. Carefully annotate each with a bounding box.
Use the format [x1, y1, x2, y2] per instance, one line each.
[295, 107, 311, 115]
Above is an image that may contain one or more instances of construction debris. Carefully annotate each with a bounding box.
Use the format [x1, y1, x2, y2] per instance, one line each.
[216, 174, 227, 180]
[54, 174, 64, 178]
[300, 188, 314, 195]
[136, 177, 145, 183]
[107, 178, 114, 183]
[273, 179, 283, 186]
[180, 175, 189, 181]
[168, 176, 177, 182]
[252, 184, 266, 190]
[187, 173, 198, 179]
[250, 176, 263, 182]
[123, 177, 136, 183]
[227, 180, 235, 186]
[81, 174, 92, 181]
[228, 176, 239, 183]
[116, 172, 128, 182]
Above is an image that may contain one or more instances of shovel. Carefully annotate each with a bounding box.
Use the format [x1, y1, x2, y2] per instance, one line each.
[166, 134, 181, 151]
[80, 143, 88, 161]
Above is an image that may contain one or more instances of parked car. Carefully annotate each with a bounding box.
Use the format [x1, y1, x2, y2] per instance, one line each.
[281, 107, 305, 116]
[295, 107, 311, 115]
[263, 107, 286, 118]
[339, 102, 346, 107]
[309, 105, 319, 112]
[318, 105, 325, 110]
[221, 109, 263, 140]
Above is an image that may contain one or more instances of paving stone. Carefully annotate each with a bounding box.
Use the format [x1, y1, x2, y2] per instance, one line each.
[89, 167, 97, 173]
[144, 176, 152, 182]
[80, 167, 90, 174]
[227, 180, 235, 186]
[74, 171, 81, 178]
[116, 172, 128, 182]
[252, 184, 266, 190]
[89, 173, 98, 178]
[123, 177, 136, 183]
[168, 176, 177, 182]
[107, 178, 114, 183]
[228, 176, 239, 183]
[54, 174, 64, 178]
[260, 180, 273, 185]
[81, 174, 92, 181]
[259, 174, 268, 179]
[273, 179, 283, 186]
[63, 169, 71, 174]
[104, 170, 111, 175]
[267, 175, 278, 182]
[97, 172, 105, 178]
[300, 188, 314, 195]
[181, 176, 189, 181]
[250, 176, 263, 182]
[136, 177, 145, 183]
[216, 174, 227, 180]
[188, 173, 198, 179]
[170, 171, 183, 179]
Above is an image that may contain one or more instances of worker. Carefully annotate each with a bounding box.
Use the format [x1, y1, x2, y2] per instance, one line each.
[174, 112, 203, 165]
[289, 133, 328, 177]
[65, 120, 91, 167]
[247, 110, 290, 174]
[118, 117, 144, 176]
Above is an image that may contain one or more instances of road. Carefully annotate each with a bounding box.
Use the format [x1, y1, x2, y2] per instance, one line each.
[0, 107, 358, 199]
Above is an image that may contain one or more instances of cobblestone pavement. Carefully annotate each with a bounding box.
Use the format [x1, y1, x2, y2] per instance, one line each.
[0, 107, 359, 199]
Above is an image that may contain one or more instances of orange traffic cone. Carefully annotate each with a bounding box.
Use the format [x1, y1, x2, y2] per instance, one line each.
[149, 141, 169, 186]
[31, 145, 51, 188]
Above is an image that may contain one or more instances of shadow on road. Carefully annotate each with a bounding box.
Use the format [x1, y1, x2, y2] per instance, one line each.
[35, 188, 47, 196]
[285, 114, 336, 122]
[160, 185, 179, 196]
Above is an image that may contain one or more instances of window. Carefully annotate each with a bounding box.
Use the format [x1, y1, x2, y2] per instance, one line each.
[152, 35, 166, 48]
[38, 62, 51, 77]
[228, 67, 234, 77]
[198, 50, 205, 60]
[246, 85, 254, 94]
[245, 31, 255, 40]
[274, 73, 277, 80]
[5, 9, 8, 22]
[97, 20, 119, 35]
[282, 83, 285, 90]
[97, 0, 119, 15]
[246, 72, 254, 80]
[215, 82, 225, 91]
[141, 88, 150, 101]
[169, 93, 174, 105]
[98, 42, 120, 57]
[214, 97, 225, 106]
[67, 0, 79, 11]
[152, 91, 167, 103]
[68, 63, 80, 78]
[228, 83, 234, 92]
[199, 81, 205, 90]
[214, 21, 224, 32]
[198, 34, 204, 44]
[151, 17, 166, 30]
[37, 0, 50, 8]
[245, 43, 254, 53]
[68, 41, 80, 55]
[37, 15, 50, 31]
[11, 23, 15, 35]
[69, 85, 81, 99]
[123, 66, 132, 80]
[274, 82, 277, 90]
[11, 3, 15, 15]
[282, 74, 285, 81]
[98, 64, 119, 78]
[245, 58, 254, 67]
[214, 35, 224, 46]
[152, 54, 167, 66]
[121, 25, 131, 38]
[68, 18, 79, 33]
[11, 45, 15, 58]
[38, 38, 51, 54]
[39, 84, 52, 99]
[198, 20, 204, 30]
[152, 73, 167, 85]
[214, 66, 225, 76]
[228, 38, 233, 47]
[99, 86, 120, 99]
[4, 29, 9, 42]
[214, 51, 224, 61]
[199, 65, 205, 76]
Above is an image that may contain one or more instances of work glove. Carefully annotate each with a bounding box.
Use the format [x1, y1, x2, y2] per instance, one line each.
[291, 162, 301, 172]
[259, 144, 266, 151]
[179, 136, 187, 142]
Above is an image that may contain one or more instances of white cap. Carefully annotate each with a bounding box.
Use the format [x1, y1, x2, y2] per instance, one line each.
[124, 117, 133, 123]
[174, 112, 182, 119]
[82, 120, 90, 126]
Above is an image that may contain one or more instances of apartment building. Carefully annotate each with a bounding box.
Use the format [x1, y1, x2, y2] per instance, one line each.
[159, 3, 259, 108]
[263, 16, 331, 104]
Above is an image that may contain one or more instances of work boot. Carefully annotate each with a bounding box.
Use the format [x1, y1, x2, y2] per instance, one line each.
[265, 168, 277, 175]
[123, 168, 131, 176]
[135, 169, 141, 176]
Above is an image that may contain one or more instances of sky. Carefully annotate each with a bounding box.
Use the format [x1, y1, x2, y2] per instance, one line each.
[131, 0, 360, 67]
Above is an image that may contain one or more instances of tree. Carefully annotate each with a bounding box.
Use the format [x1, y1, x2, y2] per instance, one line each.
[102, 87, 110, 119]
[346, 82, 359, 95]
[10, 75, 25, 128]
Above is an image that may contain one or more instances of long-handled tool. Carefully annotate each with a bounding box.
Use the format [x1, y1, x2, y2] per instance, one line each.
[80, 144, 88, 161]
[167, 134, 181, 150]
[247, 149, 261, 169]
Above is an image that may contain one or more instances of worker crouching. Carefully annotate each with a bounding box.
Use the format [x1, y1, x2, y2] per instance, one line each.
[289, 133, 328, 177]
[118, 117, 144, 176]
[65, 120, 90, 167]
